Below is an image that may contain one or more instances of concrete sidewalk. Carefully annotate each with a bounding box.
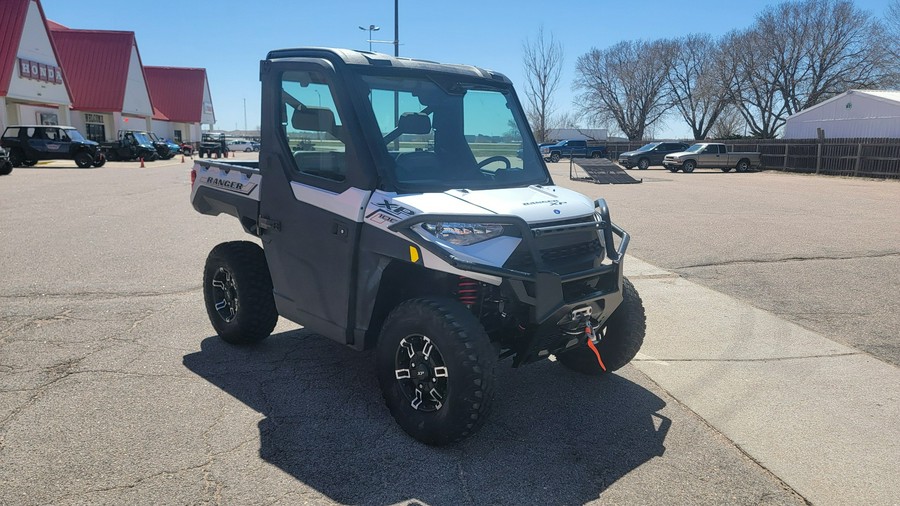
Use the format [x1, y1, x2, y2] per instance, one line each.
[624, 256, 900, 505]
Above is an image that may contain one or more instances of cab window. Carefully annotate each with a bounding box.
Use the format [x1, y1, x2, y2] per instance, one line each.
[280, 70, 347, 183]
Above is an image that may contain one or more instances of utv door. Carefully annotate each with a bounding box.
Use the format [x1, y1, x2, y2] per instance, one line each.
[257, 60, 374, 344]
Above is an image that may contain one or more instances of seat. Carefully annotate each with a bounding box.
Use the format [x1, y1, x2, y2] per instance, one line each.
[394, 151, 441, 181]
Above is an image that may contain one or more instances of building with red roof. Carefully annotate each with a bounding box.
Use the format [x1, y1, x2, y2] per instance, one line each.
[145, 66, 215, 144]
[2, 0, 216, 146]
[50, 26, 154, 142]
[0, 0, 72, 131]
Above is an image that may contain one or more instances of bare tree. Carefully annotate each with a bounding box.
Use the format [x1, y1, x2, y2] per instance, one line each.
[667, 34, 730, 140]
[885, 0, 900, 84]
[574, 40, 675, 141]
[759, 0, 890, 115]
[708, 106, 745, 139]
[720, 29, 790, 138]
[522, 26, 563, 143]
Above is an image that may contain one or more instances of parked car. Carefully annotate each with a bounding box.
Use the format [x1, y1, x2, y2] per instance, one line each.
[618, 141, 690, 170]
[0, 147, 12, 175]
[250, 141, 260, 151]
[663, 143, 762, 173]
[1, 125, 105, 168]
[227, 139, 255, 152]
[540, 139, 608, 162]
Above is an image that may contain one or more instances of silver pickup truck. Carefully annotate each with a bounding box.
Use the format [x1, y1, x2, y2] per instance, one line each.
[663, 143, 761, 173]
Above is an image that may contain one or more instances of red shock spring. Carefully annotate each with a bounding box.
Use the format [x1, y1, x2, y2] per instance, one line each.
[457, 277, 480, 306]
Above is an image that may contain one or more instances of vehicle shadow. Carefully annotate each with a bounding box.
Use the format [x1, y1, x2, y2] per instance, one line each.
[183, 330, 671, 505]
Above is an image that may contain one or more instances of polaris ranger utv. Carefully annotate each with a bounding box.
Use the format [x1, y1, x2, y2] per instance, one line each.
[190, 48, 645, 445]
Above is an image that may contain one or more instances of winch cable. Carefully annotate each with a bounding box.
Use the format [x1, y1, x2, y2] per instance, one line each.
[585, 326, 607, 372]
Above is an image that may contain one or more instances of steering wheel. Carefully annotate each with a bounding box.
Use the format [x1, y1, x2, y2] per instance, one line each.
[477, 155, 512, 170]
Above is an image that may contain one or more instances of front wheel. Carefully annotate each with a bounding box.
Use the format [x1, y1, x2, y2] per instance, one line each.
[376, 298, 497, 445]
[682, 160, 696, 173]
[556, 278, 646, 376]
[667, 165, 679, 172]
[203, 241, 278, 345]
[549, 152, 561, 163]
[637, 158, 650, 170]
[74, 151, 93, 168]
[0, 160, 12, 175]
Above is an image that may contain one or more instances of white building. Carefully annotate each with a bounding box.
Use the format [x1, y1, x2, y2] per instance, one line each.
[0, 0, 72, 131]
[783, 90, 900, 139]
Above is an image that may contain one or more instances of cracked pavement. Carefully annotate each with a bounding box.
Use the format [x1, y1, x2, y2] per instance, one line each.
[1, 159, 894, 504]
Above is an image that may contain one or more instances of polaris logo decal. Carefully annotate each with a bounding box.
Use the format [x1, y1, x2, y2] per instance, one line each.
[205, 176, 257, 195]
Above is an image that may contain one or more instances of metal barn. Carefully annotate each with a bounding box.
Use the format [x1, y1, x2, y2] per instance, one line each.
[783, 90, 900, 139]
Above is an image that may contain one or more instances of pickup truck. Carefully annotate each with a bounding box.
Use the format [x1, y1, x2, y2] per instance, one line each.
[540, 139, 608, 163]
[663, 143, 761, 173]
[189, 47, 645, 445]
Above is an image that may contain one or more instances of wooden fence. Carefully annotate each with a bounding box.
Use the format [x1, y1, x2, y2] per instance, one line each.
[604, 138, 900, 179]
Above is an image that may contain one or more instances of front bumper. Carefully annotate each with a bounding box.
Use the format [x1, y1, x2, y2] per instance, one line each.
[388, 198, 629, 324]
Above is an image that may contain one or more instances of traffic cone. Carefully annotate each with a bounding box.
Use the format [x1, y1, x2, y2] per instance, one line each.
[181, 154, 185, 163]
[140, 157, 145, 168]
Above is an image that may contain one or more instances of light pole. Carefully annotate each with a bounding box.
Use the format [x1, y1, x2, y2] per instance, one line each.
[358, 24, 380, 52]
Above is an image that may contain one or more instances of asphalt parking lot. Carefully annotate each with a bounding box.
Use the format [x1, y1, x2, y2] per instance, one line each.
[0, 155, 897, 505]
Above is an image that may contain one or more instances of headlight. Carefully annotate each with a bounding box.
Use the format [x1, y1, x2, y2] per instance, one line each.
[421, 222, 505, 246]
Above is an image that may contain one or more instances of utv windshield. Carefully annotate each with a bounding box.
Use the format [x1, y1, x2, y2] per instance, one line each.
[65, 129, 86, 142]
[359, 73, 549, 190]
[133, 132, 153, 145]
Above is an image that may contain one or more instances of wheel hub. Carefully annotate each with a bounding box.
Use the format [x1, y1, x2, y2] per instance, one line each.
[211, 267, 237, 322]
[394, 335, 449, 412]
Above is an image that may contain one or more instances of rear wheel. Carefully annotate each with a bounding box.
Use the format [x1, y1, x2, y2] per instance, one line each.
[556, 278, 646, 376]
[74, 151, 93, 168]
[8, 149, 24, 167]
[0, 160, 12, 175]
[203, 241, 278, 345]
[736, 159, 750, 173]
[637, 158, 650, 170]
[682, 160, 696, 173]
[376, 297, 496, 445]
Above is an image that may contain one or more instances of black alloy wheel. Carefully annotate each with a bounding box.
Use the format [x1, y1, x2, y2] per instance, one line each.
[376, 297, 496, 445]
[393, 334, 450, 413]
[202, 241, 278, 345]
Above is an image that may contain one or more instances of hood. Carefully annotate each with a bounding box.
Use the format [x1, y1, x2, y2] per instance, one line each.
[394, 185, 595, 224]
[619, 150, 638, 157]
[666, 151, 691, 158]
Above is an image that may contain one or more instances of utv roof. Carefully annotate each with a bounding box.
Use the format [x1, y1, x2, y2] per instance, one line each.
[265, 47, 512, 85]
[6, 125, 77, 129]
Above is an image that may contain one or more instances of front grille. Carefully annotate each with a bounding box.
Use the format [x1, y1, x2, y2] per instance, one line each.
[503, 215, 603, 274]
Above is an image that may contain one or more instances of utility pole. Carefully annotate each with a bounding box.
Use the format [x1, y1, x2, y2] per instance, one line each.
[243, 98, 247, 132]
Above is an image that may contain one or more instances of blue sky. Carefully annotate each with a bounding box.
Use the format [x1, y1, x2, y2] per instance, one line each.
[43, 0, 895, 138]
